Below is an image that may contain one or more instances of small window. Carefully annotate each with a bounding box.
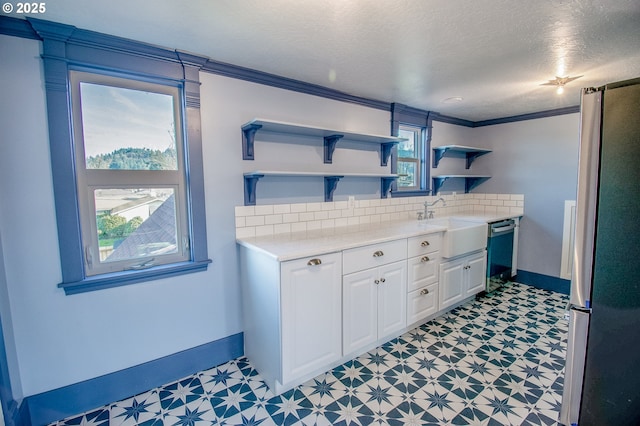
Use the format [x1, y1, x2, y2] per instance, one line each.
[397, 125, 423, 191]
[70, 71, 190, 276]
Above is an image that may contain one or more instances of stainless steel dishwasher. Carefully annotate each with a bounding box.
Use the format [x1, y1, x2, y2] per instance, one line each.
[486, 219, 516, 292]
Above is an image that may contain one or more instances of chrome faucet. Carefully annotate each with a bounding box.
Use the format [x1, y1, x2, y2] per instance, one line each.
[424, 197, 446, 219]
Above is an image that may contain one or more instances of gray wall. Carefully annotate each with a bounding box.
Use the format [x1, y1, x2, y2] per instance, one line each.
[431, 116, 580, 278]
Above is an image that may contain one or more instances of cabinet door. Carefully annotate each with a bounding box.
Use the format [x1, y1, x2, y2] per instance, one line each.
[465, 251, 487, 296]
[378, 261, 407, 340]
[439, 258, 465, 310]
[343, 268, 378, 355]
[281, 253, 342, 384]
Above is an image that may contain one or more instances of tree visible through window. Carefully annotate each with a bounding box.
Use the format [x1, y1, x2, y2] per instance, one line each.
[397, 125, 423, 190]
[70, 71, 189, 276]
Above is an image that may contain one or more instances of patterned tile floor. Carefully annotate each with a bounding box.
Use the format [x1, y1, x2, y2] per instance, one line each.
[52, 282, 568, 425]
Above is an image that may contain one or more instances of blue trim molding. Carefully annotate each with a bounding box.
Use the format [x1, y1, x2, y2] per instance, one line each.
[473, 106, 580, 127]
[515, 269, 570, 294]
[22, 333, 243, 426]
[21, 17, 211, 294]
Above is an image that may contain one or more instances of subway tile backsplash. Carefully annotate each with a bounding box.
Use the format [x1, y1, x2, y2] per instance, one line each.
[235, 193, 524, 238]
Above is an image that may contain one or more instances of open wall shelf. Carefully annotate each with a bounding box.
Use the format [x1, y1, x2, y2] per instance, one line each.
[432, 175, 491, 194]
[432, 145, 492, 169]
[244, 171, 398, 206]
[241, 118, 405, 205]
[242, 118, 405, 166]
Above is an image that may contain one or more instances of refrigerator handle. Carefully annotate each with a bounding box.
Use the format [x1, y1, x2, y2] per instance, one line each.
[571, 89, 602, 308]
[560, 309, 590, 425]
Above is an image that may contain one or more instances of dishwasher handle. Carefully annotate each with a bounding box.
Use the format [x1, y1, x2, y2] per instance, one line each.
[489, 220, 516, 236]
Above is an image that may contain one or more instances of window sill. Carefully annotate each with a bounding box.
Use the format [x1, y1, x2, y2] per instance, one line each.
[58, 259, 212, 295]
[391, 190, 431, 198]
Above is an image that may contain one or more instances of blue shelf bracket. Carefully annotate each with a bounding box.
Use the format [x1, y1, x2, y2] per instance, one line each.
[241, 124, 263, 160]
[431, 176, 449, 195]
[465, 151, 490, 169]
[380, 142, 397, 166]
[323, 135, 344, 164]
[465, 176, 489, 192]
[243, 174, 264, 206]
[324, 176, 343, 202]
[380, 177, 397, 198]
[432, 147, 449, 168]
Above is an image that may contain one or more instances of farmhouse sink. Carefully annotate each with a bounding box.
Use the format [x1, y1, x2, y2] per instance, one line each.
[427, 218, 488, 258]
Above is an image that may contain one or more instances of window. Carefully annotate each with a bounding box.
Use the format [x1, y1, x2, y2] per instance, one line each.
[390, 103, 431, 195]
[397, 125, 423, 191]
[70, 72, 189, 275]
[31, 19, 210, 294]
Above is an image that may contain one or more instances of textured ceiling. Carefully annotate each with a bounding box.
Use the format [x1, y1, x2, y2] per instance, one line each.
[24, 0, 640, 121]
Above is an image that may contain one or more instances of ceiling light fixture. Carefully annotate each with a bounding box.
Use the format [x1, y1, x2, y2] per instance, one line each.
[442, 96, 464, 103]
[541, 75, 583, 95]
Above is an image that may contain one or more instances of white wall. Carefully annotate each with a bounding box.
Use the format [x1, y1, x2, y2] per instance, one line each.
[0, 34, 392, 397]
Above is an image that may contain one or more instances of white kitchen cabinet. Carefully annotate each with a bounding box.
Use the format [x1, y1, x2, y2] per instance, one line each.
[281, 253, 342, 385]
[240, 247, 342, 395]
[343, 240, 407, 356]
[439, 250, 487, 310]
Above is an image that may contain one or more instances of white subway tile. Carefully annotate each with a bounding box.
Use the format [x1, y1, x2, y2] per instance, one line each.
[255, 205, 274, 215]
[357, 199, 370, 208]
[365, 207, 377, 215]
[497, 194, 511, 200]
[235, 205, 255, 217]
[353, 208, 366, 216]
[246, 216, 265, 226]
[485, 194, 498, 200]
[274, 223, 291, 234]
[369, 199, 381, 207]
[314, 211, 329, 220]
[511, 194, 525, 201]
[265, 214, 283, 225]
[376, 206, 386, 214]
[291, 222, 307, 233]
[273, 204, 291, 214]
[321, 202, 335, 211]
[307, 221, 322, 231]
[299, 212, 315, 221]
[347, 217, 360, 226]
[306, 202, 322, 212]
[328, 210, 342, 219]
[235, 216, 246, 228]
[255, 225, 274, 237]
[334, 201, 348, 210]
[504, 200, 517, 207]
[236, 227, 255, 239]
[290, 203, 307, 213]
[282, 213, 300, 223]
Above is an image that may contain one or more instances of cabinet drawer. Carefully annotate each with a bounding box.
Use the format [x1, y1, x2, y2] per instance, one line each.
[408, 233, 442, 258]
[407, 252, 439, 292]
[407, 284, 438, 325]
[343, 239, 407, 275]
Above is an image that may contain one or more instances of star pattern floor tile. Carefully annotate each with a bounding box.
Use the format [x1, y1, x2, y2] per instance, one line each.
[51, 282, 568, 425]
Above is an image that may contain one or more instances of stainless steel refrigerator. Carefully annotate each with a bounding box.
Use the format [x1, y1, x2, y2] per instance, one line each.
[560, 77, 640, 425]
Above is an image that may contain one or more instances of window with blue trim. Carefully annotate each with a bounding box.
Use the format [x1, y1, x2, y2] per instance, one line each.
[390, 103, 432, 195]
[29, 18, 210, 294]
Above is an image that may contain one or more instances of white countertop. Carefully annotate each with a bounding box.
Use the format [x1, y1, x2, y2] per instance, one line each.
[236, 213, 520, 262]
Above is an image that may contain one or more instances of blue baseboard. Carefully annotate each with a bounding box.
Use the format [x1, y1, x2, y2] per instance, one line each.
[21, 332, 243, 426]
[515, 269, 570, 295]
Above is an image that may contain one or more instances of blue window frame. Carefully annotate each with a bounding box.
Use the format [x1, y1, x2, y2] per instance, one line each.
[29, 18, 210, 294]
[390, 103, 432, 196]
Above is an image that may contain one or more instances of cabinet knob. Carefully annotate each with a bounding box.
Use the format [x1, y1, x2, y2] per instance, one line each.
[420, 256, 430, 263]
[307, 258, 322, 266]
[420, 241, 430, 247]
[420, 288, 429, 295]
[373, 250, 384, 257]
[380, 277, 386, 283]
[374, 279, 380, 284]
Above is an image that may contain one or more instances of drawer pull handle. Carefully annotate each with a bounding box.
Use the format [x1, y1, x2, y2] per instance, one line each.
[307, 258, 322, 266]
[373, 250, 384, 257]
[420, 256, 430, 263]
[420, 241, 430, 247]
[420, 288, 429, 295]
